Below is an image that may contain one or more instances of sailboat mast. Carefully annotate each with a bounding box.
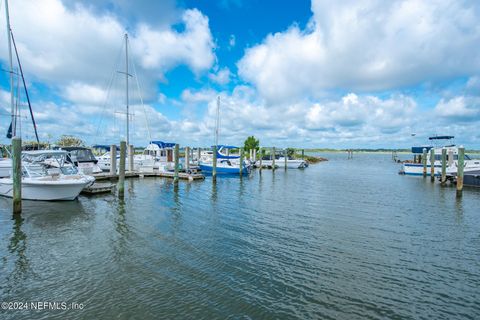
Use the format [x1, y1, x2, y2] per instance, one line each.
[5, 0, 15, 137]
[125, 33, 129, 146]
[215, 96, 220, 147]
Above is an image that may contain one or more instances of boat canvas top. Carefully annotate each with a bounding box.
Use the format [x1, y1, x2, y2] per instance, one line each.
[92, 145, 120, 151]
[148, 141, 176, 150]
[22, 150, 67, 156]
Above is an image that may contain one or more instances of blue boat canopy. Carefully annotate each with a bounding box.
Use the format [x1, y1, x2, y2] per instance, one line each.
[150, 141, 176, 148]
[411, 146, 433, 154]
[428, 136, 454, 140]
[92, 145, 120, 151]
[213, 145, 239, 149]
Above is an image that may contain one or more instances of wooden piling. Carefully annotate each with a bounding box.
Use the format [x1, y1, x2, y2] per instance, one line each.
[118, 141, 126, 197]
[197, 148, 201, 163]
[284, 148, 287, 170]
[430, 148, 435, 181]
[253, 148, 257, 163]
[128, 145, 134, 172]
[239, 148, 244, 176]
[259, 148, 263, 173]
[272, 147, 276, 171]
[422, 148, 427, 177]
[441, 148, 447, 185]
[110, 144, 117, 175]
[302, 149, 304, 160]
[456, 146, 465, 197]
[185, 146, 190, 171]
[212, 145, 217, 181]
[174, 144, 179, 183]
[12, 137, 22, 214]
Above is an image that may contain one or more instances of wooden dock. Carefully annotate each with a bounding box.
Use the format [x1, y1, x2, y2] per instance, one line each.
[92, 170, 205, 181]
[82, 182, 116, 195]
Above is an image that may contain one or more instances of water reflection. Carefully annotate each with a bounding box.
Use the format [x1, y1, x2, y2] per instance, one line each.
[211, 179, 217, 204]
[4, 215, 32, 293]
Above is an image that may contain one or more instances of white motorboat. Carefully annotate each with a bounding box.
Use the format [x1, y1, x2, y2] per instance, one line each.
[401, 136, 480, 176]
[257, 155, 308, 169]
[0, 150, 95, 201]
[0, 158, 12, 178]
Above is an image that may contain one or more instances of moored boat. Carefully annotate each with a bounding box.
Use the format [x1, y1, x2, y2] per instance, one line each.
[0, 150, 95, 201]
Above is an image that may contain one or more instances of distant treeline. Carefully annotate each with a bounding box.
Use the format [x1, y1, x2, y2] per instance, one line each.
[304, 148, 480, 153]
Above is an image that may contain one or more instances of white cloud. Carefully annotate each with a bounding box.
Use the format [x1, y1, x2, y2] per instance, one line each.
[132, 8, 215, 74]
[238, 0, 480, 103]
[208, 67, 231, 85]
[0, 1, 215, 93]
[435, 96, 480, 121]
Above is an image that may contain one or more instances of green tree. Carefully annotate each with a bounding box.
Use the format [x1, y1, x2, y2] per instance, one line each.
[56, 135, 85, 147]
[243, 136, 260, 154]
[286, 148, 296, 158]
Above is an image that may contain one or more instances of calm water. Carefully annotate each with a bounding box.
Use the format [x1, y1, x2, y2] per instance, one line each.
[0, 153, 479, 319]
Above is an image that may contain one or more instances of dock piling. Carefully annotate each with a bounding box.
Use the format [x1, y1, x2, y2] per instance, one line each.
[212, 145, 217, 181]
[253, 148, 257, 163]
[197, 148, 201, 163]
[302, 149, 304, 160]
[185, 146, 190, 171]
[128, 145, 134, 172]
[284, 148, 287, 170]
[110, 144, 117, 175]
[456, 146, 465, 197]
[12, 137, 22, 214]
[174, 144, 179, 183]
[259, 148, 263, 173]
[118, 141, 126, 197]
[441, 148, 447, 185]
[422, 148, 427, 177]
[430, 148, 435, 181]
[239, 148, 244, 176]
[272, 147, 276, 171]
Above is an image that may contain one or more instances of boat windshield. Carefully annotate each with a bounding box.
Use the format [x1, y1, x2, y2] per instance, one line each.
[68, 149, 97, 162]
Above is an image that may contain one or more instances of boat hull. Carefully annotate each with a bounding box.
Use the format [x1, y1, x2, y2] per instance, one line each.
[0, 176, 94, 201]
[199, 164, 249, 175]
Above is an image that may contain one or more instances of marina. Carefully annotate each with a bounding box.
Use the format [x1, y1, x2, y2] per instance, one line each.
[1, 153, 479, 319]
[1, 0, 480, 319]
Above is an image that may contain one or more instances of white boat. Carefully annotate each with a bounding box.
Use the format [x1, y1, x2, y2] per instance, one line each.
[0, 150, 95, 201]
[0, 158, 12, 178]
[199, 145, 250, 175]
[257, 155, 308, 169]
[401, 136, 480, 176]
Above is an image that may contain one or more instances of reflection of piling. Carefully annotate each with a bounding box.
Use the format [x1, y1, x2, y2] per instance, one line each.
[118, 141, 126, 197]
[422, 148, 427, 177]
[12, 137, 22, 214]
[174, 144, 179, 183]
[456, 146, 464, 197]
[185, 146, 190, 171]
[239, 148, 244, 176]
[430, 148, 435, 181]
[128, 145, 134, 172]
[441, 148, 447, 185]
[110, 144, 117, 175]
[212, 145, 217, 181]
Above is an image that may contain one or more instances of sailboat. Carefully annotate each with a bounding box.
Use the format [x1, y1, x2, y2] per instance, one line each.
[95, 34, 176, 172]
[0, 0, 94, 201]
[198, 96, 250, 175]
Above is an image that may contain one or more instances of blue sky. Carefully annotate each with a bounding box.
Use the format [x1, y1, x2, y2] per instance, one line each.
[1, 0, 480, 148]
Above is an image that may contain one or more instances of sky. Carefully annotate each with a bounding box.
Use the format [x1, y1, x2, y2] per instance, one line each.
[1, 0, 480, 149]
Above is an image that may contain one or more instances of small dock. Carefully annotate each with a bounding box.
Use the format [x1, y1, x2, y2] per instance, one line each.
[82, 182, 116, 195]
[92, 170, 205, 181]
